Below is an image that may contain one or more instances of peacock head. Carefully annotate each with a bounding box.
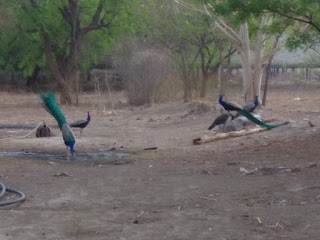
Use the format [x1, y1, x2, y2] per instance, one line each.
[87, 112, 91, 121]
[69, 141, 75, 156]
[219, 94, 224, 104]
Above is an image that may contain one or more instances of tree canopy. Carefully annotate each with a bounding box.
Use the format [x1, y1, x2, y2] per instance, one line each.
[1, 0, 320, 103]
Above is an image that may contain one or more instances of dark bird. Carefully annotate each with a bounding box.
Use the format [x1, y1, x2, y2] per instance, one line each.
[36, 122, 51, 138]
[40, 93, 75, 159]
[208, 113, 234, 130]
[235, 96, 259, 117]
[219, 95, 289, 129]
[70, 112, 91, 137]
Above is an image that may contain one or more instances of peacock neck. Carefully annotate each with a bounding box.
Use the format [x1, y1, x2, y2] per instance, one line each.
[69, 142, 75, 156]
[219, 95, 224, 105]
[87, 112, 91, 122]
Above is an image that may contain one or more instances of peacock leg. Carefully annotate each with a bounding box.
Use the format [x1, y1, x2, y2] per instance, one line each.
[80, 129, 83, 138]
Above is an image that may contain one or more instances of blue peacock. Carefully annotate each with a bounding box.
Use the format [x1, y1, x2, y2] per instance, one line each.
[235, 96, 259, 117]
[40, 92, 76, 159]
[219, 95, 289, 129]
[70, 112, 91, 137]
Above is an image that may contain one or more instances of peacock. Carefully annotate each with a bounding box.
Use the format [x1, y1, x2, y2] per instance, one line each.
[40, 92, 75, 159]
[208, 113, 234, 130]
[70, 112, 91, 137]
[219, 95, 243, 112]
[235, 96, 259, 118]
[219, 95, 289, 129]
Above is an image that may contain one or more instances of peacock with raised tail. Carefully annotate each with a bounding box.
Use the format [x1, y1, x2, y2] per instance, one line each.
[219, 95, 289, 129]
[40, 92, 75, 159]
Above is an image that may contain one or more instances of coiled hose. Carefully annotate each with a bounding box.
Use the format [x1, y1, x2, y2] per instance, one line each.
[0, 181, 25, 207]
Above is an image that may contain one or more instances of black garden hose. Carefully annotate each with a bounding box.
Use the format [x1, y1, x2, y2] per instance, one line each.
[0, 181, 25, 207]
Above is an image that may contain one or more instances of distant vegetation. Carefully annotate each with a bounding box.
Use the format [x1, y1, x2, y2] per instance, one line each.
[1, 0, 320, 105]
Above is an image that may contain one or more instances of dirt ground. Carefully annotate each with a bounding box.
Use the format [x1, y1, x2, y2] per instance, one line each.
[0, 86, 320, 240]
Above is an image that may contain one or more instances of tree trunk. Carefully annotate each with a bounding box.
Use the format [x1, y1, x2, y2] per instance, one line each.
[217, 64, 222, 94]
[199, 48, 214, 98]
[179, 52, 196, 103]
[183, 76, 192, 103]
[43, 33, 73, 105]
[252, 20, 265, 100]
[26, 66, 40, 88]
[57, 79, 73, 105]
[225, 47, 233, 81]
[218, 46, 224, 94]
[200, 67, 209, 98]
[239, 23, 254, 101]
[262, 60, 271, 106]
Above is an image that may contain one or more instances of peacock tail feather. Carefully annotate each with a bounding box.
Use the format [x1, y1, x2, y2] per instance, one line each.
[239, 109, 289, 129]
[39, 93, 67, 130]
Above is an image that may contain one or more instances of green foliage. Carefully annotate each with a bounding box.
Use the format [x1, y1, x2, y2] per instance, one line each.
[209, 0, 320, 51]
[0, 0, 138, 76]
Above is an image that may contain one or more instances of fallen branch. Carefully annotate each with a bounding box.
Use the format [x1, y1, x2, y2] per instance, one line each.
[0, 122, 52, 141]
[0, 123, 40, 129]
[0, 123, 58, 129]
[193, 127, 268, 145]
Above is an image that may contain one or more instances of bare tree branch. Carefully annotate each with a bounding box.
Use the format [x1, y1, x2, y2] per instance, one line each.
[174, 0, 207, 15]
[204, 4, 242, 44]
[266, 9, 320, 33]
[81, 22, 112, 35]
[212, 21, 242, 48]
[80, 0, 112, 35]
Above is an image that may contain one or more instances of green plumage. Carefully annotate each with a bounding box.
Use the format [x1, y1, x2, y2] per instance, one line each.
[40, 92, 76, 157]
[239, 109, 289, 129]
[39, 93, 67, 130]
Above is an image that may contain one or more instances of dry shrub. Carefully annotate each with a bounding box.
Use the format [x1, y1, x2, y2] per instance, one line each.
[119, 49, 173, 106]
[155, 73, 184, 101]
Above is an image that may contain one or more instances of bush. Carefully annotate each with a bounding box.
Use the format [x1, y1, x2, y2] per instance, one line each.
[119, 49, 173, 106]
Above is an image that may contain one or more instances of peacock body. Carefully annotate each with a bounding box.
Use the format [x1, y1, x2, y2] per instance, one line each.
[219, 95, 288, 129]
[208, 113, 234, 130]
[243, 96, 259, 112]
[219, 95, 243, 112]
[40, 93, 75, 157]
[70, 112, 91, 137]
[235, 96, 259, 117]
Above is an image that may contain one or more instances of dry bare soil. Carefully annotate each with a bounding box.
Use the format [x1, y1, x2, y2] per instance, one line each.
[0, 87, 320, 240]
